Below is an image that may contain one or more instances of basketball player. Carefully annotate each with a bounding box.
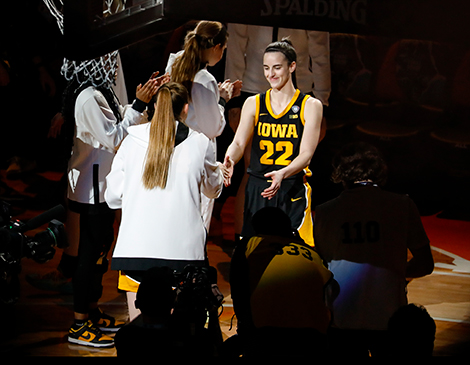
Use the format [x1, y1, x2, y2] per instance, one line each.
[105, 83, 224, 321]
[165, 21, 242, 231]
[224, 38, 323, 246]
[63, 53, 164, 348]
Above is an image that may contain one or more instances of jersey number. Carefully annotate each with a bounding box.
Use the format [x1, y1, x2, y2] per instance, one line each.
[259, 140, 293, 166]
[341, 221, 380, 244]
[272, 243, 313, 261]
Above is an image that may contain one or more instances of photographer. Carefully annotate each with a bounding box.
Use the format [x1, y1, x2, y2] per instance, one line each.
[114, 266, 222, 359]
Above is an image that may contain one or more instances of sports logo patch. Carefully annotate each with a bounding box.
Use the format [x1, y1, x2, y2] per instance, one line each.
[291, 105, 300, 114]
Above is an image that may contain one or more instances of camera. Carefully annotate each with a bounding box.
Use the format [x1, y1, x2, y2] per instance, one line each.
[0, 200, 67, 305]
[174, 265, 223, 314]
[171, 265, 224, 336]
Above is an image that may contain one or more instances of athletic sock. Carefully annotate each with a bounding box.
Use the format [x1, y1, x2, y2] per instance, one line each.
[73, 319, 87, 329]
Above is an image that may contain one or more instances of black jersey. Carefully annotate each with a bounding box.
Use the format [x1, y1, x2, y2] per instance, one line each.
[247, 89, 312, 179]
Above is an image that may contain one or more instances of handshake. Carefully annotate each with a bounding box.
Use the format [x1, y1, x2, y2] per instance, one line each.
[218, 79, 243, 102]
[220, 155, 235, 188]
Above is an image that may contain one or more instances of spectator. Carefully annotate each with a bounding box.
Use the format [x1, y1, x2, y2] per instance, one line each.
[115, 265, 223, 359]
[314, 141, 434, 357]
[387, 303, 436, 358]
[114, 266, 176, 358]
[228, 207, 338, 359]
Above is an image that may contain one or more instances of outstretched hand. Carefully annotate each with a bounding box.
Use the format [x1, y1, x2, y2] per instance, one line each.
[223, 155, 235, 187]
[261, 170, 285, 200]
[218, 162, 229, 183]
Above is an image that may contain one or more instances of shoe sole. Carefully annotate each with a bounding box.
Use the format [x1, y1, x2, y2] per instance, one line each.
[94, 317, 125, 332]
[68, 337, 114, 348]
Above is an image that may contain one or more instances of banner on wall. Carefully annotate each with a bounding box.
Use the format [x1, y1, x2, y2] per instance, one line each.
[62, 0, 470, 60]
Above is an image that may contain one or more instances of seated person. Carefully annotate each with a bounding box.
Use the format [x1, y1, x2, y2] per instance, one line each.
[228, 207, 338, 359]
[114, 266, 220, 359]
[114, 266, 177, 358]
[387, 303, 436, 358]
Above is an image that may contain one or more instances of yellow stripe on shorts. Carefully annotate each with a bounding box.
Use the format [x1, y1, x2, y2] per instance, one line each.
[118, 271, 140, 293]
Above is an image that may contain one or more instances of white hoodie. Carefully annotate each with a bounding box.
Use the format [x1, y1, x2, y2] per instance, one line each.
[165, 50, 226, 140]
[67, 86, 145, 205]
[105, 122, 223, 272]
[165, 50, 227, 231]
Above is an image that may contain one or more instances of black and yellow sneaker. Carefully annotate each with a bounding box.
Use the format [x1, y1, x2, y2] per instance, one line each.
[68, 321, 114, 348]
[90, 308, 126, 332]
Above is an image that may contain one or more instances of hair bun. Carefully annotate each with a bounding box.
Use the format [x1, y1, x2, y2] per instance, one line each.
[280, 37, 293, 46]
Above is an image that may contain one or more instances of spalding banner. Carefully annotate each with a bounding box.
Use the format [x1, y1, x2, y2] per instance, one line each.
[62, 0, 470, 60]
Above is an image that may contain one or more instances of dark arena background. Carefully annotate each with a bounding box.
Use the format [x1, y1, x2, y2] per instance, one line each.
[0, 0, 469, 357]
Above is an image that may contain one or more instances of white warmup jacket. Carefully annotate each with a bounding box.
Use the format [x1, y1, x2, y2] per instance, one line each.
[165, 50, 227, 230]
[105, 122, 224, 273]
[225, 24, 331, 106]
[67, 86, 146, 205]
[165, 50, 226, 139]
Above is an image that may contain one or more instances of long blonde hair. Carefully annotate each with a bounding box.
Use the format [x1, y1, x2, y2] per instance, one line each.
[142, 82, 189, 189]
[170, 20, 228, 92]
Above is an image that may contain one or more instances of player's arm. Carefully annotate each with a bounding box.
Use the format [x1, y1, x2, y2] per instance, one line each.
[223, 95, 257, 185]
[405, 199, 434, 280]
[406, 244, 434, 279]
[282, 96, 322, 176]
[262, 97, 322, 199]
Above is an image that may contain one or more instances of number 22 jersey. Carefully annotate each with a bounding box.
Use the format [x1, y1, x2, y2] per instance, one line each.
[248, 89, 312, 180]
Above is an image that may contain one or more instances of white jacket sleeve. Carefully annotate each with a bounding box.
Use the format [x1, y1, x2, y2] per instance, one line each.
[75, 89, 144, 152]
[201, 138, 223, 199]
[166, 52, 225, 139]
[189, 74, 226, 139]
[104, 145, 125, 209]
[307, 31, 331, 106]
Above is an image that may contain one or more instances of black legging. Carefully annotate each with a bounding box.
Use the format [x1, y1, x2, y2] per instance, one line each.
[71, 202, 116, 314]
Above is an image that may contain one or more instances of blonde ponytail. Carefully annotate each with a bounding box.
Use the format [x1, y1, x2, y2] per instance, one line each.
[171, 31, 201, 92]
[142, 83, 189, 189]
[171, 20, 228, 92]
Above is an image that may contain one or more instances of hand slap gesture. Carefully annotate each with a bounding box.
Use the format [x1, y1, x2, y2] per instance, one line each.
[136, 72, 170, 103]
